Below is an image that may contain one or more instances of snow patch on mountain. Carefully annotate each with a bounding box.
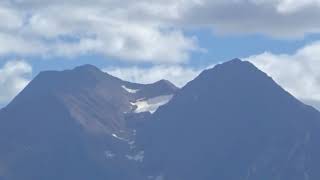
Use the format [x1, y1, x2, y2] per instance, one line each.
[105, 150, 115, 159]
[126, 151, 144, 162]
[130, 95, 173, 113]
[122, 85, 139, 93]
[112, 133, 127, 141]
[148, 175, 165, 180]
[128, 140, 136, 149]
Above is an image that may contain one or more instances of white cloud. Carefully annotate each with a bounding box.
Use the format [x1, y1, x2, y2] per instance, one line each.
[0, 0, 319, 63]
[0, 5, 23, 30]
[179, 0, 320, 38]
[104, 65, 202, 87]
[276, 0, 320, 13]
[0, 1, 200, 63]
[246, 41, 320, 108]
[0, 60, 32, 106]
[0, 32, 47, 56]
[48, 24, 198, 63]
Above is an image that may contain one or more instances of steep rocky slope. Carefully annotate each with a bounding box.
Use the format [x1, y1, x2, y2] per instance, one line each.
[139, 59, 320, 180]
[0, 64, 177, 180]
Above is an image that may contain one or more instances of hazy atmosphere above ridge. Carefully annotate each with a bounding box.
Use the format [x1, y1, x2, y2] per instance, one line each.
[1, 0, 320, 109]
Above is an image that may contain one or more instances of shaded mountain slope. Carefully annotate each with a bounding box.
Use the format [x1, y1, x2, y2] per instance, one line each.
[139, 59, 320, 180]
[2, 59, 320, 180]
[0, 64, 177, 180]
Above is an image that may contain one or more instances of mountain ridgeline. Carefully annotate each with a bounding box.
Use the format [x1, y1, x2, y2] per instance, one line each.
[139, 59, 320, 180]
[1, 59, 320, 180]
[0, 64, 177, 180]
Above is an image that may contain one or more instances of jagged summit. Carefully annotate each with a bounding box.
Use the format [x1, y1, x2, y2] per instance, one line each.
[2, 59, 320, 180]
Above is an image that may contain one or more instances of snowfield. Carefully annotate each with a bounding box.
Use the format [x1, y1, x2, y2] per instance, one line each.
[122, 85, 140, 93]
[130, 95, 173, 113]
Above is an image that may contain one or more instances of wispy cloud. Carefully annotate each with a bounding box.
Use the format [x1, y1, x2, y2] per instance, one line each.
[1, 0, 320, 63]
[0, 60, 32, 106]
[0, 1, 200, 63]
[247, 41, 320, 108]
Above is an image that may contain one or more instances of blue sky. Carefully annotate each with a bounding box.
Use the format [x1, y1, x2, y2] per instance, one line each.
[1, 0, 320, 108]
[4, 31, 319, 76]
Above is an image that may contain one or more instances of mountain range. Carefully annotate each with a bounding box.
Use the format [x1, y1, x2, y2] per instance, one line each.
[1, 59, 320, 180]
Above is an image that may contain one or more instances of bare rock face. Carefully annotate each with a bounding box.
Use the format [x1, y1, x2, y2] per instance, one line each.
[2, 59, 320, 180]
[139, 59, 320, 180]
[0, 64, 177, 180]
